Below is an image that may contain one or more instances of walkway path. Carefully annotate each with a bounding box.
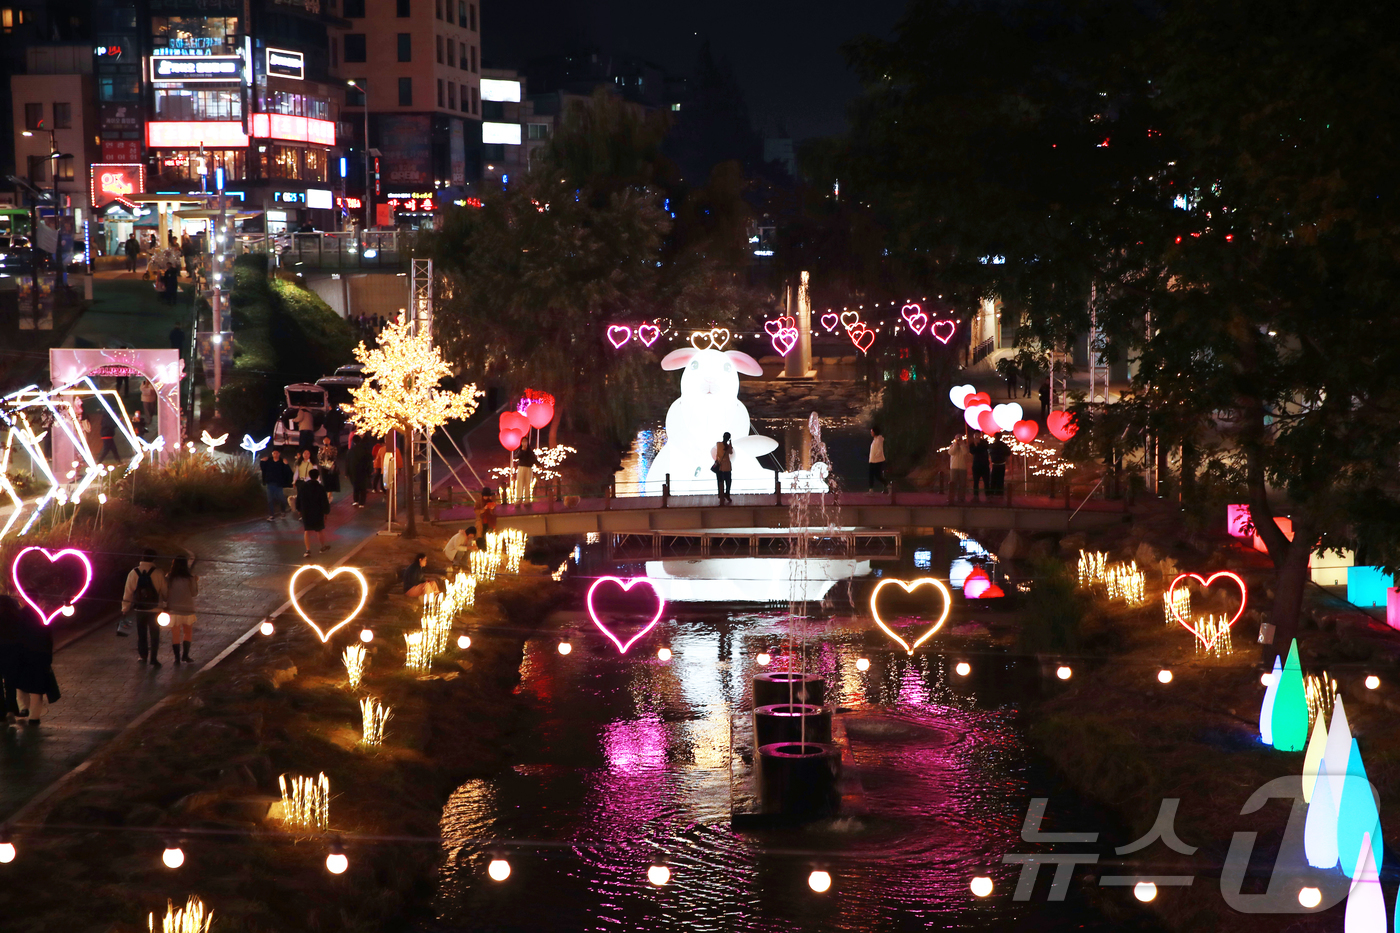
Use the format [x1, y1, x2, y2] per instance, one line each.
[0, 495, 384, 820]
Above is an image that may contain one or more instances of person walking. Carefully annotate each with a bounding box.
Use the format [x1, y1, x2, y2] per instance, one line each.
[514, 443, 537, 504]
[98, 411, 120, 463]
[6, 587, 59, 726]
[1039, 378, 1052, 415]
[949, 435, 970, 502]
[292, 448, 315, 517]
[121, 549, 168, 667]
[299, 468, 331, 558]
[1004, 360, 1019, 398]
[317, 436, 341, 504]
[260, 449, 293, 520]
[180, 232, 197, 277]
[161, 263, 180, 305]
[713, 432, 734, 504]
[971, 434, 992, 500]
[140, 380, 158, 421]
[371, 439, 387, 493]
[124, 233, 140, 273]
[294, 407, 316, 451]
[989, 433, 1012, 497]
[347, 431, 372, 508]
[868, 426, 887, 493]
[165, 556, 199, 665]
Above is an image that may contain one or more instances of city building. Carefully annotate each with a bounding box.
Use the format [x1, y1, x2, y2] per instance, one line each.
[329, 0, 482, 227]
[477, 68, 554, 189]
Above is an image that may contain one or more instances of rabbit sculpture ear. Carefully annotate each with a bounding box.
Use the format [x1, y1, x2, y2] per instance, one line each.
[661, 348, 700, 370]
[724, 350, 764, 376]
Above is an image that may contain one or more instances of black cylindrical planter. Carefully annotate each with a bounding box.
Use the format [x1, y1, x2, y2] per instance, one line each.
[756, 741, 840, 816]
[753, 703, 831, 746]
[753, 672, 825, 707]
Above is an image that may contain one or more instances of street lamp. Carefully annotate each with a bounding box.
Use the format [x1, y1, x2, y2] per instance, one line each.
[347, 80, 372, 231]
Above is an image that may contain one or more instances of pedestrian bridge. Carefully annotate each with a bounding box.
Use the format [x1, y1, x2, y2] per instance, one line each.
[436, 490, 1125, 537]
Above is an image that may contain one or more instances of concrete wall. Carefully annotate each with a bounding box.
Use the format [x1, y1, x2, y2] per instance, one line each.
[303, 272, 411, 319]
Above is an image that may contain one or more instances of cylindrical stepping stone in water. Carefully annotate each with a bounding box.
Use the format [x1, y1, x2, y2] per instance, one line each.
[757, 741, 841, 816]
[753, 703, 831, 746]
[753, 672, 825, 707]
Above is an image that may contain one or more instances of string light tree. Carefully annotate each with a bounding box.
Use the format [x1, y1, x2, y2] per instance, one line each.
[342, 312, 482, 538]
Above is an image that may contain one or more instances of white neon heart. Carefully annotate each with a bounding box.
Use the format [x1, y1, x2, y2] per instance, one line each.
[964, 405, 991, 431]
[992, 403, 1023, 432]
[870, 577, 953, 655]
[949, 385, 976, 409]
[289, 565, 370, 644]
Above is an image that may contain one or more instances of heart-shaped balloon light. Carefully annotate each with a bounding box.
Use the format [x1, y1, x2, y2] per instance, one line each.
[499, 428, 523, 451]
[849, 323, 875, 354]
[606, 325, 632, 349]
[965, 392, 991, 409]
[289, 565, 370, 643]
[500, 411, 529, 434]
[1013, 420, 1039, 442]
[840, 311, 860, 330]
[586, 576, 665, 654]
[963, 567, 992, 598]
[1047, 410, 1078, 441]
[524, 400, 554, 429]
[772, 328, 798, 357]
[764, 318, 783, 337]
[964, 405, 991, 431]
[820, 313, 839, 332]
[931, 319, 957, 345]
[949, 385, 976, 409]
[636, 324, 661, 347]
[977, 409, 999, 434]
[1167, 571, 1248, 651]
[12, 546, 93, 626]
[992, 403, 1023, 432]
[870, 577, 953, 655]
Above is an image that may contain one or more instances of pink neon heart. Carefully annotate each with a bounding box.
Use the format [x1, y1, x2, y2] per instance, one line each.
[900, 303, 923, 325]
[586, 577, 665, 654]
[12, 546, 93, 626]
[848, 323, 875, 354]
[820, 313, 839, 332]
[905, 311, 928, 335]
[764, 319, 783, 336]
[636, 324, 660, 347]
[1167, 571, 1248, 650]
[931, 319, 957, 344]
[772, 327, 798, 356]
[606, 325, 632, 349]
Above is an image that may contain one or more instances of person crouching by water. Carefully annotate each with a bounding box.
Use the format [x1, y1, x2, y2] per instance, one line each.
[713, 432, 734, 504]
[403, 553, 443, 600]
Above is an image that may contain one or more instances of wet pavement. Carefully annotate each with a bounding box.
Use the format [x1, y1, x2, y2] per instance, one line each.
[0, 494, 385, 820]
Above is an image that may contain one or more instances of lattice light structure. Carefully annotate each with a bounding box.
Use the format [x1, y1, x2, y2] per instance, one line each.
[278, 772, 330, 830]
[1077, 550, 1108, 588]
[1305, 672, 1338, 727]
[148, 896, 213, 933]
[342, 644, 367, 690]
[1164, 586, 1192, 627]
[404, 631, 430, 673]
[360, 697, 391, 746]
[1104, 561, 1146, 606]
[1193, 614, 1234, 658]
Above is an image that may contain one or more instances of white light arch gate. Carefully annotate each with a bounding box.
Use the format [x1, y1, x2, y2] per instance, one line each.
[50, 348, 183, 466]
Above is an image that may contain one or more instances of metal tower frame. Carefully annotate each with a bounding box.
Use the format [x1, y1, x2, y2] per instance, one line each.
[409, 258, 433, 512]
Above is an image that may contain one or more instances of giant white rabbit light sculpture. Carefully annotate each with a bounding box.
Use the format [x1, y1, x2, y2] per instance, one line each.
[643, 347, 829, 496]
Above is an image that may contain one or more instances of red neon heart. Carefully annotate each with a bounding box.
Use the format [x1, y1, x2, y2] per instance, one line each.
[12, 546, 93, 626]
[848, 323, 875, 354]
[606, 325, 632, 349]
[1167, 571, 1248, 650]
[772, 328, 798, 356]
[931, 319, 956, 344]
[586, 577, 665, 654]
[778, 314, 796, 331]
[906, 311, 928, 335]
[900, 303, 923, 325]
[636, 324, 660, 347]
[820, 313, 839, 332]
[1047, 410, 1077, 441]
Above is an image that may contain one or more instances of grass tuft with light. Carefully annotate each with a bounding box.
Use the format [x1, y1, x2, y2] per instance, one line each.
[404, 631, 431, 673]
[341, 644, 367, 690]
[148, 896, 212, 933]
[278, 772, 330, 831]
[359, 697, 392, 746]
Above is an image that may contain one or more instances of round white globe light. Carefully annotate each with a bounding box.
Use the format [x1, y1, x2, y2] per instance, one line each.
[360, 628, 374, 643]
[157, 612, 171, 627]
[1157, 670, 1173, 684]
[0, 842, 16, 863]
[1056, 665, 1072, 681]
[969, 876, 993, 897]
[557, 641, 572, 656]
[458, 635, 472, 650]
[326, 852, 348, 874]
[855, 658, 870, 672]
[807, 870, 831, 893]
[657, 647, 672, 662]
[1298, 886, 1322, 908]
[162, 846, 185, 869]
[756, 652, 771, 667]
[1261, 672, 1274, 686]
[61, 604, 76, 618]
[488, 858, 511, 881]
[955, 662, 971, 677]
[1365, 675, 1380, 690]
[1133, 881, 1157, 902]
[260, 621, 275, 636]
[647, 864, 671, 886]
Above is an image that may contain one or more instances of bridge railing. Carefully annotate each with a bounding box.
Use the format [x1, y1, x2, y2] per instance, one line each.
[231, 231, 407, 271]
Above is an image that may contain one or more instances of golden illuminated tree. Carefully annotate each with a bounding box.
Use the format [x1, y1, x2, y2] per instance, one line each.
[344, 314, 481, 537]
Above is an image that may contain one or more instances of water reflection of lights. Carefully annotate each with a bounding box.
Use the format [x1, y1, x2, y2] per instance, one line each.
[603, 717, 668, 774]
[645, 558, 868, 603]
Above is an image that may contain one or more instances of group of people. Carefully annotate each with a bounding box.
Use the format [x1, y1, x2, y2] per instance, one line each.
[259, 440, 339, 558]
[119, 550, 200, 667]
[126, 231, 204, 305]
[351, 314, 390, 342]
[948, 432, 1013, 499]
[1, 585, 60, 728]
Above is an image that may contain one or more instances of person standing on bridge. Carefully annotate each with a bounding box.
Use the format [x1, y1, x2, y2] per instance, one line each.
[949, 435, 970, 502]
[868, 426, 887, 493]
[713, 432, 734, 504]
[989, 433, 1012, 497]
[971, 434, 991, 500]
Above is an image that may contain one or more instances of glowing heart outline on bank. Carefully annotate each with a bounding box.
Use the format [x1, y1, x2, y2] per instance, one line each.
[1167, 570, 1248, 650]
[289, 564, 370, 644]
[586, 576, 666, 654]
[12, 546, 93, 626]
[870, 577, 953, 655]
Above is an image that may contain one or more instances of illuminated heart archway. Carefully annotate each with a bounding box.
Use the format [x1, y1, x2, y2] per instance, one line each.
[586, 576, 666, 654]
[870, 577, 953, 655]
[12, 546, 93, 626]
[1167, 571, 1248, 651]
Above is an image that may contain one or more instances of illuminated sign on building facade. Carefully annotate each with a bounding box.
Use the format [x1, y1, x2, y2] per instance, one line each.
[89, 164, 146, 206]
[150, 54, 243, 83]
[250, 113, 335, 146]
[146, 121, 250, 148]
[266, 48, 304, 80]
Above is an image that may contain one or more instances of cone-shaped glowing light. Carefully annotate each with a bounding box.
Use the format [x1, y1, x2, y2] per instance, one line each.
[1344, 833, 1385, 932]
[1271, 640, 1310, 751]
[1305, 758, 1339, 869]
[1337, 739, 1384, 878]
[1302, 714, 1329, 803]
[1324, 699, 1354, 816]
[1260, 656, 1283, 745]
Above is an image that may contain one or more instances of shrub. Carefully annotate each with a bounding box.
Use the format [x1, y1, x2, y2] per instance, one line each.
[118, 452, 263, 521]
[1017, 558, 1088, 653]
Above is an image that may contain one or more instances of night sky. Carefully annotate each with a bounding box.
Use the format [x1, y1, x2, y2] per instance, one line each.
[483, 0, 909, 141]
